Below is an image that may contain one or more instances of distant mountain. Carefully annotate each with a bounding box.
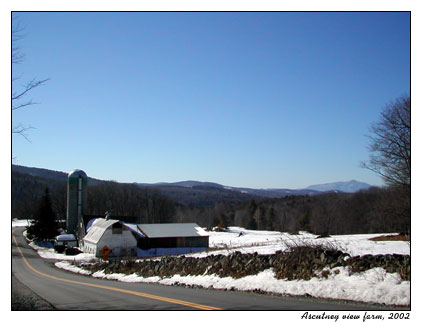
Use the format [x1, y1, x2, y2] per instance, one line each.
[139, 180, 225, 189]
[137, 181, 328, 200]
[306, 180, 372, 193]
[222, 187, 324, 198]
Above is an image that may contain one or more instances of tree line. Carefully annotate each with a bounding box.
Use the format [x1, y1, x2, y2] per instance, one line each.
[175, 186, 409, 235]
[12, 172, 176, 225]
[12, 170, 409, 235]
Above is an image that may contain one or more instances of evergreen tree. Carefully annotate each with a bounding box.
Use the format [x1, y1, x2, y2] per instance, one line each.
[257, 207, 267, 230]
[247, 200, 258, 230]
[27, 187, 59, 240]
[217, 212, 228, 229]
[266, 207, 275, 231]
[298, 211, 311, 233]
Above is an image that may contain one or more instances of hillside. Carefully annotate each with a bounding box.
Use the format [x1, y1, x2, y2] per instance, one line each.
[306, 180, 372, 193]
[11, 165, 262, 208]
[138, 183, 263, 206]
[136, 180, 329, 201]
[12, 165, 103, 186]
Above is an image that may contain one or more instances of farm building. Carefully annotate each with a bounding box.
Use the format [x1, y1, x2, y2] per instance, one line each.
[133, 223, 209, 256]
[83, 218, 137, 258]
[137, 223, 209, 249]
[54, 234, 77, 253]
[83, 219, 209, 258]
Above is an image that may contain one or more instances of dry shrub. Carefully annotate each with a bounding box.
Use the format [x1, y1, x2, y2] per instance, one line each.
[274, 239, 347, 281]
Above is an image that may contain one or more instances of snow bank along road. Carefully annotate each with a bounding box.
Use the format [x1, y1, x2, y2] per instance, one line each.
[12, 227, 381, 310]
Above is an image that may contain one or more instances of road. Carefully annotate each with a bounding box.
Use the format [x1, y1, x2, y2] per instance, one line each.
[12, 227, 382, 310]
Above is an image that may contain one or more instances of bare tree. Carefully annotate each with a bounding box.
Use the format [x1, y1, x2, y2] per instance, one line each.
[12, 15, 49, 142]
[361, 96, 410, 188]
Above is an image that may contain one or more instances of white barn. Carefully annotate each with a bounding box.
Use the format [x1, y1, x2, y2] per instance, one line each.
[83, 218, 137, 258]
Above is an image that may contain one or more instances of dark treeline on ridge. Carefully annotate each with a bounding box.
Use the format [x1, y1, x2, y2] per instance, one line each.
[181, 186, 409, 235]
[12, 170, 409, 235]
[12, 171, 176, 225]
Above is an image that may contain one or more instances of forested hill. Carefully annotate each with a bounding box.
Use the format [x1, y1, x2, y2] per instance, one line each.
[12, 165, 103, 185]
[11, 165, 262, 207]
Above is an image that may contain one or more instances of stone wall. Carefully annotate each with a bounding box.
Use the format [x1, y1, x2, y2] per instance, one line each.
[81, 246, 410, 281]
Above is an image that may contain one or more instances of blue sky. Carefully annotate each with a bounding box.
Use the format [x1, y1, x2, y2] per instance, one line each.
[12, 12, 410, 189]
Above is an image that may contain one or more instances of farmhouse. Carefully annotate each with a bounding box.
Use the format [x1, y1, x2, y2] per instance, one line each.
[83, 218, 137, 258]
[83, 218, 209, 257]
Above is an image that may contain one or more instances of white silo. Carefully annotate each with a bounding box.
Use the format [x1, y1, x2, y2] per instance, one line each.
[66, 169, 88, 235]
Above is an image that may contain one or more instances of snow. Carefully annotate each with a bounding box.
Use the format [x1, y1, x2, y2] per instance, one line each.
[28, 241, 96, 262]
[122, 222, 145, 237]
[194, 226, 209, 236]
[54, 262, 409, 306]
[12, 218, 31, 227]
[203, 227, 409, 257]
[13, 219, 97, 262]
[56, 234, 76, 241]
[13, 219, 410, 307]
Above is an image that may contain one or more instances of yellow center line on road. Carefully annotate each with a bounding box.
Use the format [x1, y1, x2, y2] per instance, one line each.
[12, 233, 223, 310]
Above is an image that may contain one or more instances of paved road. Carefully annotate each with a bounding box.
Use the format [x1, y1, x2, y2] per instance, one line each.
[12, 227, 382, 310]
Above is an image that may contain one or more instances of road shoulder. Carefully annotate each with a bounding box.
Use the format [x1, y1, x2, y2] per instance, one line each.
[12, 272, 56, 310]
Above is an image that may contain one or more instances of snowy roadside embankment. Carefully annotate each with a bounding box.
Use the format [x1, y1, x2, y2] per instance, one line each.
[55, 261, 409, 306]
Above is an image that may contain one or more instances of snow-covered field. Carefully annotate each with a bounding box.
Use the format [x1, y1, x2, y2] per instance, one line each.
[13, 219, 410, 306]
[204, 226, 409, 257]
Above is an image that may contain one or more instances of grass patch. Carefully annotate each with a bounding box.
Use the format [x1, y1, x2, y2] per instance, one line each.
[369, 234, 410, 242]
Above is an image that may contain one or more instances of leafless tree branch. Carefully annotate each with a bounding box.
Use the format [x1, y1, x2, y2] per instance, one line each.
[12, 78, 50, 111]
[12, 124, 35, 143]
[361, 96, 410, 188]
[12, 15, 49, 145]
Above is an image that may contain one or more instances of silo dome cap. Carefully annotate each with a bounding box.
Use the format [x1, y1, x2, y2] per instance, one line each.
[68, 169, 87, 178]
